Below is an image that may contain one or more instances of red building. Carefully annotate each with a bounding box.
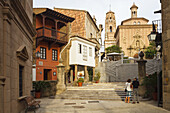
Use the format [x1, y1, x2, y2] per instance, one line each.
[33, 8, 74, 80]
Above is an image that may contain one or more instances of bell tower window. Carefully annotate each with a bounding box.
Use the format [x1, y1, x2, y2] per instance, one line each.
[110, 26, 112, 32]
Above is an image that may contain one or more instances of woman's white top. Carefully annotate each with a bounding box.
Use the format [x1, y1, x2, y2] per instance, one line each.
[125, 82, 132, 91]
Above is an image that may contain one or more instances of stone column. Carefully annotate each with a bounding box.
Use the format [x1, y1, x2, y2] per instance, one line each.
[70, 69, 73, 83]
[93, 67, 95, 82]
[56, 59, 66, 94]
[84, 66, 89, 82]
[0, 76, 6, 113]
[136, 51, 147, 97]
[74, 64, 78, 81]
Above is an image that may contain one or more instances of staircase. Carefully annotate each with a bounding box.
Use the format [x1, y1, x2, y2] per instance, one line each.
[55, 82, 129, 101]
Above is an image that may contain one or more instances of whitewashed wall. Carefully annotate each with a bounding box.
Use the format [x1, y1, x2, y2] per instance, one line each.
[69, 36, 96, 67]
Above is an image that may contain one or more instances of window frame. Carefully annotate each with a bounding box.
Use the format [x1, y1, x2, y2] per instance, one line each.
[89, 47, 92, 57]
[78, 44, 82, 54]
[40, 47, 46, 59]
[52, 49, 58, 61]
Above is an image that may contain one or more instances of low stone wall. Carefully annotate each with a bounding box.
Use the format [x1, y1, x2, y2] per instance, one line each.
[33, 80, 58, 97]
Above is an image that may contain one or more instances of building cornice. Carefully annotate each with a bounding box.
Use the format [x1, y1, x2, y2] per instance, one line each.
[11, 0, 36, 37]
[121, 18, 149, 25]
[70, 35, 97, 46]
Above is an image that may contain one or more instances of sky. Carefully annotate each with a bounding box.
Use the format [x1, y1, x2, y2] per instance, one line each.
[33, 0, 161, 50]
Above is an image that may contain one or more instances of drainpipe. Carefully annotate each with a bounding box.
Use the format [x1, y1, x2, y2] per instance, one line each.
[59, 38, 73, 60]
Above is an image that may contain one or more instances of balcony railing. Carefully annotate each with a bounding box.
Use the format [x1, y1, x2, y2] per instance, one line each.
[36, 27, 67, 42]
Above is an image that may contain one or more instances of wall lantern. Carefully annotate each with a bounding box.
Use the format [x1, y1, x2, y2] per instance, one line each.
[147, 32, 157, 41]
[35, 51, 41, 58]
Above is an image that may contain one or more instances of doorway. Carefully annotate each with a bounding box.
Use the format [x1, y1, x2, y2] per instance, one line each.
[44, 69, 52, 80]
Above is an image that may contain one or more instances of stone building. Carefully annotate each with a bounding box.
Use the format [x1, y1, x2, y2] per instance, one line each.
[104, 10, 116, 49]
[115, 3, 153, 57]
[161, 0, 170, 110]
[0, 0, 36, 113]
[33, 8, 74, 81]
[54, 8, 102, 82]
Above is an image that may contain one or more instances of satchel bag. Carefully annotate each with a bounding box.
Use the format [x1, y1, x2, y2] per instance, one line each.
[125, 88, 127, 92]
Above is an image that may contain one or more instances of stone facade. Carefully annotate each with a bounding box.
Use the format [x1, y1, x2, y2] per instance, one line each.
[162, 0, 170, 110]
[104, 11, 116, 49]
[0, 0, 36, 113]
[54, 8, 102, 82]
[115, 3, 152, 57]
[54, 8, 101, 67]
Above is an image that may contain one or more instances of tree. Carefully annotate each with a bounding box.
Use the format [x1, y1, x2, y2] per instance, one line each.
[145, 42, 157, 59]
[105, 45, 122, 53]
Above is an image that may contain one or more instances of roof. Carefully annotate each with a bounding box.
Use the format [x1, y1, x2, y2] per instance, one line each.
[54, 7, 99, 31]
[121, 17, 149, 25]
[107, 52, 121, 56]
[106, 11, 115, 14]
[34, 8, 75, 23]
[70, 35, 97, 44]
[130, 3, 138, 9]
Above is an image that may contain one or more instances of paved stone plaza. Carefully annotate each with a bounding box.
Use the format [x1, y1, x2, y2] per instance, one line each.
[26, 98, 170, 113]
[23, 83, 170, 113]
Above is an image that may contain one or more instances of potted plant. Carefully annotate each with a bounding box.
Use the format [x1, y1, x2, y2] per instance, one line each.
[77, 78, 84, 87]
[94, 72, 100, 83]
[33, 81, 50, 98]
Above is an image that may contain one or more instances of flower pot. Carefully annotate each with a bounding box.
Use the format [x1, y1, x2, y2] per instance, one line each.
[95, 80, 99, 83]
[78, 82, 83, 87]
[152, 92, 157, 101]
[35, 92, 41, 98]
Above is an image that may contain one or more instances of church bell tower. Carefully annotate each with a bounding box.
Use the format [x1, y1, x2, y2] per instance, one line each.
[104, 11, 116, 49]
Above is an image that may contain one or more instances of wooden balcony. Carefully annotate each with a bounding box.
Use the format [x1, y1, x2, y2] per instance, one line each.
[36, 27, 68, 48]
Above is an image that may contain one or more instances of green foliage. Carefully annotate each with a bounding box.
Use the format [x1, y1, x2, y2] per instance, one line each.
[145, 42, 157, 59]
[33, 81, 51, 92]
[105, 45, 122, 54]
[77, 78, 84, 83]
[142, 73, 157, 98]
[94, 72, 101, 82]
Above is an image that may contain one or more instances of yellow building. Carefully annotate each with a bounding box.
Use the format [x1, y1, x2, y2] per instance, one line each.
[115, 3, 153, 57]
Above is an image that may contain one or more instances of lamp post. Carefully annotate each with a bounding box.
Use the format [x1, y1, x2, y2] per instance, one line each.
[147, 20, 162, 107]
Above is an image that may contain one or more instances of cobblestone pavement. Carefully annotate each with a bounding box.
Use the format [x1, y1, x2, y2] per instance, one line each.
[24, 98, 170, 113]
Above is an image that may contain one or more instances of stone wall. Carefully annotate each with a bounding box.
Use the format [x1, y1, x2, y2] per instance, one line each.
[162, 0, 170, 110]
[0, 0, 36, 113]
[54, 8, 86, 37]
[33, 81, 58, 97]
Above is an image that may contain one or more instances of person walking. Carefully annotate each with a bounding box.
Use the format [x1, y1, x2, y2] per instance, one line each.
[132, 78, 139, 104]
[125, 79, 132, 103]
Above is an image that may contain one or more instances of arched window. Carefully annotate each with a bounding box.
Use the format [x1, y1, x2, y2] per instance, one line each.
[110, 26, 112, 32]
[138, 21, 140, 24]
[133, 11, 136, 15]
[134, 21, 136, 25]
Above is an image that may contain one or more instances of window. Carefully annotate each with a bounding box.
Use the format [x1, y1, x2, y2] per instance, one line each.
[52, 49, 58, 61]
[138, 21, 140, 24]
[40, 47, 46, 59]
[89, 47, 92, 57]
[78, 44, 82, 54]
[110, 26, 112, 32]
[90, 33, 92, 38]
[83, 45, 87, 61]
[134, 21, 136, 25]
[19, 65, 24, 97]
[133, 11, 136, 15]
